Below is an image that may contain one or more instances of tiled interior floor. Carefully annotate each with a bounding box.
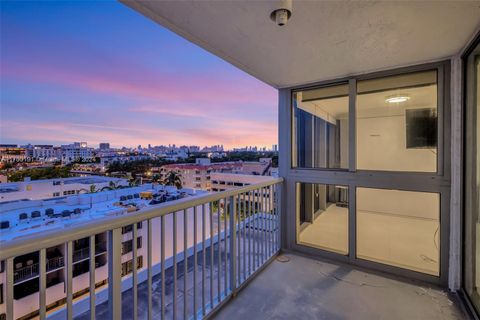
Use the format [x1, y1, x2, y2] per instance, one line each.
[299, 204, 439, 275]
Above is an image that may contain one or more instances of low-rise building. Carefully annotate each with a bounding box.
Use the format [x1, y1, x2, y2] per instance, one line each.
[0, 176, 129, 203]
[0, 145, 28, 163]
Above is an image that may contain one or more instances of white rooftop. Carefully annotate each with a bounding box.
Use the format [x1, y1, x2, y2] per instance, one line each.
[0, 184, 204, 243]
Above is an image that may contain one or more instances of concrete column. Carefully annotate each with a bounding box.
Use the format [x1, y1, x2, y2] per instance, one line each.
[449, 55, 462, 291]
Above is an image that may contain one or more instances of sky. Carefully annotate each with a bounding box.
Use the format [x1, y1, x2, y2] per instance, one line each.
[0, 1, 277, 149]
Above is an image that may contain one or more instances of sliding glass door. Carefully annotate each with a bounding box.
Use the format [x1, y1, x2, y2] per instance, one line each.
[289, 62, 450, 284]
[464, 37, 480, 313]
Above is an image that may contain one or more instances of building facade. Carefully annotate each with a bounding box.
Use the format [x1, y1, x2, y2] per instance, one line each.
[0, 176, 129, 203]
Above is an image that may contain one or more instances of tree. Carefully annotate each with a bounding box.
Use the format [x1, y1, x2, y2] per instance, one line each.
[89, 184, 97, 193]
[161, 171, 182, 189]
[152, 174, 161, 183]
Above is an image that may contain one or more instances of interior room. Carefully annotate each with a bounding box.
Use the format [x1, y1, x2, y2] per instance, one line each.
[295, 69, 441, 276]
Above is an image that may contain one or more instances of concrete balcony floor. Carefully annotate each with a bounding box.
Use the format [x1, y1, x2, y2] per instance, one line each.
[214, 253, 467, 320]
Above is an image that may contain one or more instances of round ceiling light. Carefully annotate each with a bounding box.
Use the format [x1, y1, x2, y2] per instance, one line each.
[385, 95, 410, 104]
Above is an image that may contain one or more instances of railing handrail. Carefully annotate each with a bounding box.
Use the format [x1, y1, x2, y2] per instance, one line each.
[0, 178, 283, 260]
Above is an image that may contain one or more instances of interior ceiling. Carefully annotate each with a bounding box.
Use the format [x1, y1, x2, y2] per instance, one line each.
[122, 1, 480, 89]
[298, 85, 436, 119]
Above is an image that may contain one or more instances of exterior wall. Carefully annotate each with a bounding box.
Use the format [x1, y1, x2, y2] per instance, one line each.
[210, 173, 273, 192]
[449, 55, 463, 291]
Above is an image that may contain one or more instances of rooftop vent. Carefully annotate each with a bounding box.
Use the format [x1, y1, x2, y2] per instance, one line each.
[31, 211, 41, 218]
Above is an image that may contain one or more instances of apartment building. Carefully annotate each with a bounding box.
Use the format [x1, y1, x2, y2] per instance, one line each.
[60, 143, 94, 164]
[0, 176, 128, 203]
[159, 158, 273, 191]
[0, 184, 209, 320]
[0, 146, 28, 163]
[30, 146, 60, 163]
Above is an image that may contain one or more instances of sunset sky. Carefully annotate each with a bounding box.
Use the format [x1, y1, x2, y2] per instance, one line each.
[0, 1, 277, 149]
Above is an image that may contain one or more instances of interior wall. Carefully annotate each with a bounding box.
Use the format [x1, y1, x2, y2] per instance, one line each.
[356, 111, 437, 172]
[357, 188, 439, 220]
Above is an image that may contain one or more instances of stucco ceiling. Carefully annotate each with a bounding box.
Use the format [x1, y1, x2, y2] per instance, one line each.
[122, 0, 480, 88]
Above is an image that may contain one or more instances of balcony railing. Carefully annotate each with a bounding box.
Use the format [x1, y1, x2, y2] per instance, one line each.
[1, 178, 282, 320]
[13, 256, 65, 283]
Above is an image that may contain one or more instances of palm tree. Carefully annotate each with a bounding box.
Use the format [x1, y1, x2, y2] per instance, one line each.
[152, 174, 161, 183]
[161, 171, 182, 189]
[129, 178, 141, 187]
[100, 181, 118, 192]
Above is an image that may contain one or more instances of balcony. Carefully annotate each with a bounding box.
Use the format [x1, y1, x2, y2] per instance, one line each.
[1, 179, 282, 320]
[1, 178, 468, 319]
[214, 253, 465, 320]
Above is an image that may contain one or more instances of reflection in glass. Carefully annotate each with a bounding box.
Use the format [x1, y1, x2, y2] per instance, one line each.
[292, 84, 349, 169]
[356, 70, 438, 172]
[356, 187, 440, 276]
[297, 183, 348, 255]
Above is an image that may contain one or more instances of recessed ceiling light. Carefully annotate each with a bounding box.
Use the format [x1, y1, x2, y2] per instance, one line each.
[385, 95, 410, 104]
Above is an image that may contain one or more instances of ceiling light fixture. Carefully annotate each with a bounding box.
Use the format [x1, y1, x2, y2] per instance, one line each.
[385, 95, 410, 104]
[270, 0, 292, 26]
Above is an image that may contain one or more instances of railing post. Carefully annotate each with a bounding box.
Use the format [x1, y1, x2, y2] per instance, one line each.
[229, 195, 237, 296]
[277, 182, 284, 250]
[6, 258, 14, 320]
[108, 228, 122, 320]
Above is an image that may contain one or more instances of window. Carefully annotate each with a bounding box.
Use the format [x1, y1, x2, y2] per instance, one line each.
[53, 192, 60, 197]
[297, 183, 348, 255]
[292, 83, 349, 169]
[356, 70, 438, 172]
[121, 237, 143, 254]
[0, 283, 3, 304]
[289, 63, 448, 280]
[121, 256, 143, 276]
[121, 222, 142, 234]
[356, 187, 440, 276]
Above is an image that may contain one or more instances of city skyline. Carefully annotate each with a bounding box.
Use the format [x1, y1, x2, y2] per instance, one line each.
[0, 141, 277, 151]
[0, 1, 277, 149]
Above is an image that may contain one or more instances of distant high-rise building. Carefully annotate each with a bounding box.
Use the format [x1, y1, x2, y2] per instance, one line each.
[99, 143, 110, 150]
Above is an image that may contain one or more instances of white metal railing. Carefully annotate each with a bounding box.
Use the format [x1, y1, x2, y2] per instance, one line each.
[12, 256, 65, 283]
[0, 178, 283, 320]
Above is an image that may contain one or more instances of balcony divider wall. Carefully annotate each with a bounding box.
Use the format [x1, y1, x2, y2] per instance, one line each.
[279, 60, 451, 286]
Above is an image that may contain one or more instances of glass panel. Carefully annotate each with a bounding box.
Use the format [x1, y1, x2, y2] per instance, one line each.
[356, 187, 440, 276]
[296, 183, 348, 255]
[465, 41, 480, 311]
[356, 70, 438, 172]
[292, 84, 349, 169]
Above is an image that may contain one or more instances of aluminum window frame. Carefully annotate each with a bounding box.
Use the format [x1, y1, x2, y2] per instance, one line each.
[279, 60, 451, 286]
[461, 29, 480, 319]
